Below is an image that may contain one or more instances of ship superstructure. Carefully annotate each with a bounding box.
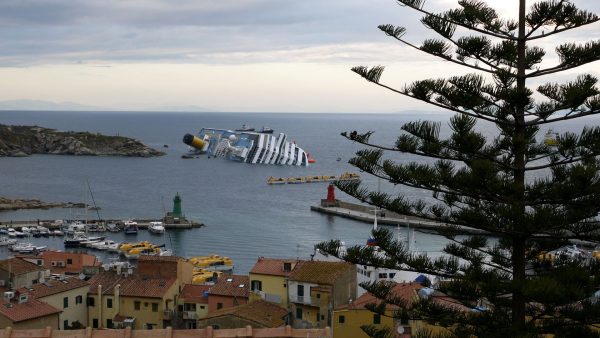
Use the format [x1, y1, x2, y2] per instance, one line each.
[183, 128, 309, 166]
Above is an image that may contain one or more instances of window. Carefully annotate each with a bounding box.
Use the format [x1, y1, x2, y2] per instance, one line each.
[134, 301, 141, 310]
[389, 273, 396, 278]
[296, 308, 302, 319]
[67, 258, 73, 265]
[152, 302, 158, 312]
[200, 305, 205, 309]
[184, 303, 196, 311]
[316, 293, 320, 299]
[217, 302, 223, 310]
[316, 312, 320, 322]
[92, 319, 98, 328]
[379, 273, 388, 278]
[401, 315, 409, 325]
[76, 295, 83, 305]
[186, 322, 197, 329]
[250, 280, 262, 291]
[87, 297, 95, 307]
[373, 314, 381, 324]
[63, 297, 69, 308]
[107, 319, 113, 328]
[107, 298, 113, 308]
[63, 320, 68, 329]
[338, 315, 345, 324]
[37, 260, 42, 266]
[297, 284, 304, 297]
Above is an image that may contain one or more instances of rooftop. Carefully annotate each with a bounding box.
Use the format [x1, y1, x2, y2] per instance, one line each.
[18, 277, 89, 299]
[201, 300, 288, 328]
[88, 271, 176, 298]
[0, 296, 61, 323]
[209, 275, 249, 298]
[180, 284, 210, 304]
[0, 258, 46, 276]
[337, 282, 471, 312]
[250, 258, 303, 277]
[287, 261, 354, 285]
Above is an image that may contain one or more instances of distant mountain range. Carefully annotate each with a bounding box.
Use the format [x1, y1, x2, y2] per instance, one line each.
[0, 99, 216, 112]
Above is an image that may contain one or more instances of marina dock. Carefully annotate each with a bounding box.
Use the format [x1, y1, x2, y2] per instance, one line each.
[0, 219, 203, 230]
[310, 200, 489, 235]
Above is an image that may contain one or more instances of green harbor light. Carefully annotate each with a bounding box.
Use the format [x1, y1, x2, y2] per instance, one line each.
[172, 193, 182, 217]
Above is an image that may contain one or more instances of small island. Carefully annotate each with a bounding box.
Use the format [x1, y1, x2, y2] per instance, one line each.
[0, 124, 165, 157]
[0, 196, 84, 212]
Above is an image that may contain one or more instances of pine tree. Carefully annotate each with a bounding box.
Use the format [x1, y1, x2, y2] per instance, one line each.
[317, 0, 600, 337]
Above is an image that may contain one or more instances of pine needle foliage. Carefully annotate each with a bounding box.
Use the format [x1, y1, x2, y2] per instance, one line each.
[317, 0, 600, 337]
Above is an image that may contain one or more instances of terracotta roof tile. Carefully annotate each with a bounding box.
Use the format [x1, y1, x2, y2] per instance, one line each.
[18, 277, 89, 299]
[202, 300, 288, 327]
[0, 258, 46, 276]
[0, 298, 61, 322]
[209, 275, 249, 298]
[250, 258, 304, 277]
[288, 261, 354, 285]
[337, 282, 470, 312]
[88, 271, 175, 298]
[180, 284, 210, 304]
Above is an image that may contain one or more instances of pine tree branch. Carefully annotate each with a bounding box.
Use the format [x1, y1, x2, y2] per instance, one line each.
[527, 108, 600, 125]
[378, 25, 498, 74]
[524, 0, 567, 38]
[394, 0, 517, 40]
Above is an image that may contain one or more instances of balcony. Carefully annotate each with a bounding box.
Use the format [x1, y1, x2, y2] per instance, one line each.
[182, 311, 198, 320]
[292, 296, 324, 307]
[162, 309, 173, 319]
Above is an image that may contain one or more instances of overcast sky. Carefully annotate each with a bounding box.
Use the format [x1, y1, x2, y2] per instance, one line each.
[0, 0, 598, 112]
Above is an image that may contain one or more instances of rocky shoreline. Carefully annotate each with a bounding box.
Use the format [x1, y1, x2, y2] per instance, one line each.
[0, 124, 165, 157]
[0, 197, 84, 212]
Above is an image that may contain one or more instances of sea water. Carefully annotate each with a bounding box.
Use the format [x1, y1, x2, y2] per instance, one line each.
[0, 111, 597, 273]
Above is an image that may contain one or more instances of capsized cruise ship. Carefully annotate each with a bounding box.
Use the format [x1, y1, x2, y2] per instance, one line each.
[183, 128, 309, 166]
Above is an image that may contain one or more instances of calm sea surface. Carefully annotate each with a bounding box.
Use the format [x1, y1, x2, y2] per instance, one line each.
[1, 111, 598, 273]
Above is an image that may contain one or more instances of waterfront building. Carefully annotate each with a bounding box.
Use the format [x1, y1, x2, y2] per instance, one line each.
[287, 261, 356, 329]
[332, 282, 470, 338]
[249, 257, 303, 308]
[20, 251, 102, 277]
[18, 276, 89, 329]
[87, 271, 178, 330]
[207, 275, 249, 313]
[197, 300, 288, 330]
[177, 284, 210, 329]
[0, 287, 60, 329]
[137, 255, 194, 288]
[0, 257, 49, 289]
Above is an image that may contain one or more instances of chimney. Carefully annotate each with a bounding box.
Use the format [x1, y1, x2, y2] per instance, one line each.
[115, 284, 121, 315]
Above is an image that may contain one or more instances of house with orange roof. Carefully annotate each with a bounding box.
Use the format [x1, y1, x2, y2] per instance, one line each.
[287, 261, 356, 329]
[197, 299, 289, 330]
[0, 257, 50, 289]
[177, 284, 210, 329]
[0, 287, 61, 329]
[249, 257, 303, 308]
[207, 275, 249, 313]
[332, 282, 471, 338]
[87, 271, 178, 330]
[18, 276, 89, 329]
[137, 255, 194, 289]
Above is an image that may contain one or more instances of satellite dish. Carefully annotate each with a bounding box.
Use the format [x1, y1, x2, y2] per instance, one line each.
[397, 326, 404, 334]
[79, 273, 86, 280]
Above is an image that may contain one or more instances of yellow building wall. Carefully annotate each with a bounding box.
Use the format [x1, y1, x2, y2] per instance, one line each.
[333, 309, 450, 338]
[249, 273, 289, 307]
[88, 282, 178, 330]
[39, 286, 89, 329]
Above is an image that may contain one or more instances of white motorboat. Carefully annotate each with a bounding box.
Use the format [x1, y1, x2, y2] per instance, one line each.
[52, 230, 64, 236]
[91, 240, 119, 251]
[21, 227, 31, 234]
[0, 236, 17, 246]
[10, 242, 46, 253]
[148, 221, 165, 234]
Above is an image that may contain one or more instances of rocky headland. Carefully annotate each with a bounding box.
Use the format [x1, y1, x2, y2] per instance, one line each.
[0, 124, 165, 157]
[0, 197, 84, 212]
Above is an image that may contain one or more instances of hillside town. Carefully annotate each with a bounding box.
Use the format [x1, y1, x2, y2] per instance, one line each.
[0, 250, 468, 338]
